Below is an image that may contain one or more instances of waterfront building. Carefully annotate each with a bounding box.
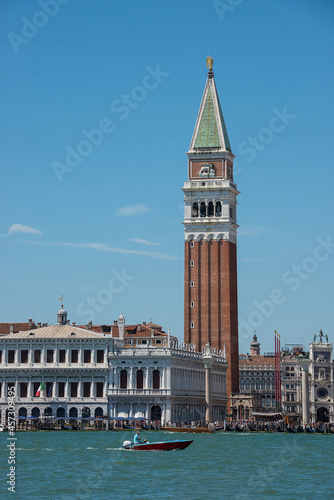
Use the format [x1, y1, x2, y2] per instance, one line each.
[281, 347, 302, 425]
[183, 59, 239, 400]
[0, 308, 227, 425]
[232, 334, 276, 419]
[0, 307, 110, 423]
[309, 330, 333, 423]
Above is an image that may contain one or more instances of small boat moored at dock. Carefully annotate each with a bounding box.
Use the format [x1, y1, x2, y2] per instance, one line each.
[123, 439, 193, 451]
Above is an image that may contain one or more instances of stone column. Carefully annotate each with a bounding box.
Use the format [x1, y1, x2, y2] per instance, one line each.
[203, 343, 213, 424]
[299, 359, 310, 426]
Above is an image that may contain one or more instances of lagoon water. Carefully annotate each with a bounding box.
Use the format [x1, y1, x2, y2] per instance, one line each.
[1, 431, 334, 499]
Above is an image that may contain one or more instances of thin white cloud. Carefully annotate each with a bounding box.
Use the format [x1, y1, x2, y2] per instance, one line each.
[15, 240, 179, 261]
[116, 204, 149, 216]
[238, 227, 269, 237]
[8, 224, 42, 235]
[130, 238, 161, 246]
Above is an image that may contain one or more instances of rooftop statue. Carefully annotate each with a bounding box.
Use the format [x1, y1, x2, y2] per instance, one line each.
[206, 56, 214, 70]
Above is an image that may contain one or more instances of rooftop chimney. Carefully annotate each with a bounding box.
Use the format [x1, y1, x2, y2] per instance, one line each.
[9, 324, 14, 334]
[151, 327, 155, 338]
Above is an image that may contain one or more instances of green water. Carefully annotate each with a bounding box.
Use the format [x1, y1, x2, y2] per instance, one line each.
[1, 431, 333, 499]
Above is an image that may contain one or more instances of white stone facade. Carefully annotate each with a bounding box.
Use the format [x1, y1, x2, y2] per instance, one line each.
[0, 319, 228, 425]
[108, 342, 227, 423]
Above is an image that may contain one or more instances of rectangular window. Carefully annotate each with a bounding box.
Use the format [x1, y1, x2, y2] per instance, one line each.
[34, 350, 41, 363]
[71, 350, 78, 363]
[33, 382, 40, 397]
[20, 350, 28, 363]
[45, 382, 52, 397]
[83, 382, 91, 397]
[0, 350, 2, 363]
[96, 382, 104, 397]
[20, 382, 28, 398]
[190, 322, 195, 329]
[190, 241, 194, 248]
[47, 350, 54, 363]
[59, 350, 66, 363]
[190, 301, 194, 308]
[190, 260, 194, 267]
[190, 281, 195, 288]
[70, 382, 78, 398]
[141, 339, 147, 344]
[8, 350, 15, 363]
[58, 382, 65, 398]
[96, 350, 104, 363]
[7, 382, 15, 396]
[155, 339, 162, 344]
[84, 350, 91, 363]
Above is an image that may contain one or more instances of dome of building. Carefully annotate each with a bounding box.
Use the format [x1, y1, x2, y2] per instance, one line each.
[57, 305, 68, 325]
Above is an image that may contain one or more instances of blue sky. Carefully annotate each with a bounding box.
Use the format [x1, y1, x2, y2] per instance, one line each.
[1, 0, 333, 352]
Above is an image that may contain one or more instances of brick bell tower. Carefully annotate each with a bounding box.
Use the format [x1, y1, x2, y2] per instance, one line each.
[183, 57, 239, 398]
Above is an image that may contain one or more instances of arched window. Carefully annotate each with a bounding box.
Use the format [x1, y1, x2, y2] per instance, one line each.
[245, 379, 250, 390]
[95, 407, 103, 418]
[266, 379, 271, 390]
[82, 407, 90, 419]
[137, 369, 143, 390]
[208, 201, 214, 217]
[57, 407, 65, 418]
[240, 378, 244, 390]
[19, 407, 27, 417]
[251, 379, 255, 390]
[31, 407, 40, 418]
[192, 202, 198, 217]
[215, 201, 222, 216]
[44, 407, 52, 416]
[69, 407, 77, 418]
[153, 369, 160, 390]
[256, 378, 260, 390]
[120, 369, 128, 389]
[200, 202, 206, 217]
[261, 378, 265, 390]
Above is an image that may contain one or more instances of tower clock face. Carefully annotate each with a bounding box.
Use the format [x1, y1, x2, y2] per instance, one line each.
[317, 388, 329, 399]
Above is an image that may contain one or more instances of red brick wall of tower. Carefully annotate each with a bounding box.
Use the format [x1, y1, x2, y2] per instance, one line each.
[184, 239, 239, 397]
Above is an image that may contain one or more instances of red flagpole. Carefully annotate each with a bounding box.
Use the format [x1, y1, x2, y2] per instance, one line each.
[278, 334, 281, 409]
[274, 331, 277, 410]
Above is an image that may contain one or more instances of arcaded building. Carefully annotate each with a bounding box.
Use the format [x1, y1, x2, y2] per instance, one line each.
[0, 308, 227, 424]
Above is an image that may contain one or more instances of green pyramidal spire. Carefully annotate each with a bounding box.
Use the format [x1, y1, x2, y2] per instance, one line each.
[189, 64, 231, 153]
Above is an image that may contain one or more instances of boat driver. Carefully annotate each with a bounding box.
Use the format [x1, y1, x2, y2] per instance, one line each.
[134, 431, 142, 444]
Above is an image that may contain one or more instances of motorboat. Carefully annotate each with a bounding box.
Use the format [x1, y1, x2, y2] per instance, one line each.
[123, 439, 193, 451]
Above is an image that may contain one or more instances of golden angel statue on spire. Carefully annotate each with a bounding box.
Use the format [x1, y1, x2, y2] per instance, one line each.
[206, 56, 214, 70]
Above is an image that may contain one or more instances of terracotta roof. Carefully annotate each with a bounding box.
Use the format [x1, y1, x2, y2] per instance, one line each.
[240, 355, 275, 368]
[0, 322, 36, 335]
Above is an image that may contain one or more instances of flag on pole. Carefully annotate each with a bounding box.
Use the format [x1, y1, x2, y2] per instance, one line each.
[48, 383, 53, 397]
[35, 382, 45, 397]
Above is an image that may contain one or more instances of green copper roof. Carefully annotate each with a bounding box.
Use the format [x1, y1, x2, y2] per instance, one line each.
[190, 74, 232, 153]
[194, 87, 221, 149]
[217, 92, 231, 152]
